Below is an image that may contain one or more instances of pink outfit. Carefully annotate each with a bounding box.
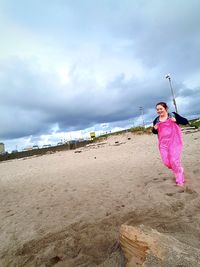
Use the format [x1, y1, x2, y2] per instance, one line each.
[157, 118, 185, 185]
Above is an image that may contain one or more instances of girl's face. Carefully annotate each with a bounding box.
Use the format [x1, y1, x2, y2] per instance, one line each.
[156, 105, 167, 116]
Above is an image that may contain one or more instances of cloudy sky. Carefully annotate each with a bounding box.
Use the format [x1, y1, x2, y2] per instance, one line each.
[0, 0, 200, 151]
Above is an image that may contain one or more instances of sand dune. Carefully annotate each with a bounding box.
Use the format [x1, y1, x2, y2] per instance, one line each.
[0, 131, 200, 266]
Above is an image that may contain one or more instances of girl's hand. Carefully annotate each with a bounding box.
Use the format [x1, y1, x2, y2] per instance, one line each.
[154, 124, 158, 130]
[171, 117, 176, 122]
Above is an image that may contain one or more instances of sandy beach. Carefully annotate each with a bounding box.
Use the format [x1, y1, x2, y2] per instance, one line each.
[0, 131, 200, 266]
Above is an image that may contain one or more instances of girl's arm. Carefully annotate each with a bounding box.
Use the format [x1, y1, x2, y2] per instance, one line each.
[152, 117, 158, 134]
[173, 112, 189, 125]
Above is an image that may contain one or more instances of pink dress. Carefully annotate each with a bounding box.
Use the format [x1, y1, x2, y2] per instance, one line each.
[157, 118, 185, 185]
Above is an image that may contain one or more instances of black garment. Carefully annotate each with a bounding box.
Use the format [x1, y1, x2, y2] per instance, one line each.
[152, 112, 189, 134]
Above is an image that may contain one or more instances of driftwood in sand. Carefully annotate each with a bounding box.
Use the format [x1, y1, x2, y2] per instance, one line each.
[119, 224, 200, 267]
[182, 126, 199, 134]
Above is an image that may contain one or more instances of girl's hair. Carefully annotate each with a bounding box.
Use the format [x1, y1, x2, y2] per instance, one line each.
[156, 102, 168, 110]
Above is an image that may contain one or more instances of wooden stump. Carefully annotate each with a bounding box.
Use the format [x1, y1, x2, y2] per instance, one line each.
[119, 224, 200, 266]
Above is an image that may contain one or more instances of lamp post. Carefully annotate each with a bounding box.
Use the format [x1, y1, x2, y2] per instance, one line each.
[139, 106, 145, 127]
[165, 74, 178, 113]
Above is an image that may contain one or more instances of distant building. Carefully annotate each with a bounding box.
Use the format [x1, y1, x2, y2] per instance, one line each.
[32, 145, 39, 149]
[0, 143, 5, 154]
[23, 147, 33, 151]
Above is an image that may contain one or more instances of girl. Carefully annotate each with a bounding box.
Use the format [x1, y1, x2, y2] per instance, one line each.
[152, 102, 189, 186]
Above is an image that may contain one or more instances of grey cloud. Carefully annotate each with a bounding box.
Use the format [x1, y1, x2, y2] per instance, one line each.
[0, 0, 200, 143]
[2, 0, 200, 78]
[0, 58, 175, 139]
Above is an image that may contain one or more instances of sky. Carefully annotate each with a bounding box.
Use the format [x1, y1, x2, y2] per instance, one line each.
[0, 0, 200, 151]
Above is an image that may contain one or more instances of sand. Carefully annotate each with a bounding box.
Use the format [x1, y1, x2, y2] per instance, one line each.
[0, 131, 200, 266]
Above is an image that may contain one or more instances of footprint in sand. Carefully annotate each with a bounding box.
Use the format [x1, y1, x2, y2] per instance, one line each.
[193, 169, 200, 175]
[37, 210, 43, 215]
[185, 187, 197, 194]
[148, 177, 167, 185]
[5, 212, 15, 218]
[177, 189, 185, 193]
[48, 256, 62, 265]
[166, 192, 174, 197]
[166, 187, 197, 197]
[166, 188, 185, 196]
[38, 188, 45, 193]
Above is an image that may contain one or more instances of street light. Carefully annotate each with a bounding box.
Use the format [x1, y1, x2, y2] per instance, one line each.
[139, 106, 145, 127]
[165, 74, 178, 113]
